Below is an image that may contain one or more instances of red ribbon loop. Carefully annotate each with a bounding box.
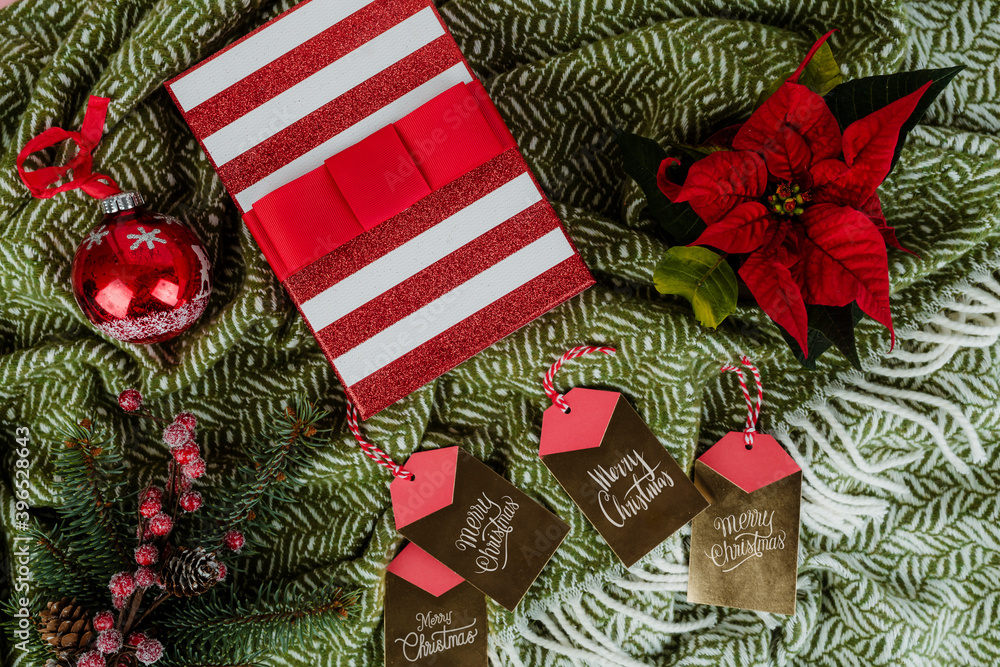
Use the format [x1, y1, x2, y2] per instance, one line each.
[543, 345, 617, 413]
[16, 95, 121, 200]
[721, 355, 764, 446]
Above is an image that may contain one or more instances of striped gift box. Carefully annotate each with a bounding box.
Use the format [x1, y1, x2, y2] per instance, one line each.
[166, 0, 593, 418]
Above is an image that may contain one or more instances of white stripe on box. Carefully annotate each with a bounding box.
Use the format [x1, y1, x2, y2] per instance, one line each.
[203, 8, 444, 166]
[333, 228, 574, 386]
[170, 0, 377, 112]
[300, 172, 541, 331]
[235, 63, 472, 210]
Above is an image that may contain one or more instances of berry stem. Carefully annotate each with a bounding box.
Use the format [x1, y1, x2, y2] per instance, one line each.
[122, 587, 145, 638]
[132, 592, 169, 630]
[126, 409, 170, 425]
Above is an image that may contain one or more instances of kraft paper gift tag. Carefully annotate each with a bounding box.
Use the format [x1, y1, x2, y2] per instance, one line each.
[539, 387, 709, 567]
[390, 446, 569, 610]
[385, 543, 487, 666]
[687, 431, 802, 615]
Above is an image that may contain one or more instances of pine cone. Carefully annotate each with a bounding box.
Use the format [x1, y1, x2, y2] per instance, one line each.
[162, 546, 221, 597]
[36, 597, 94, 665]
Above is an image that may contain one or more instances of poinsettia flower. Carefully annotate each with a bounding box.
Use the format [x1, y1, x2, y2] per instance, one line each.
[657, 30, 930, 355]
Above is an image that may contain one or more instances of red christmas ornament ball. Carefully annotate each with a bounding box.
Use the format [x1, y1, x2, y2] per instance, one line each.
[72, 192, 212, 344]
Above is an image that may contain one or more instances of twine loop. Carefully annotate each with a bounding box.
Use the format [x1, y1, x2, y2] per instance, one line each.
[720, 355, 763, 447]
[543, 345, 616, 413]
[345, 402, 414, 480]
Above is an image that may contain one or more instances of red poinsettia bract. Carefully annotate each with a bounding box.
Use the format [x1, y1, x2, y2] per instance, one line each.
[657, 31, 929, 355]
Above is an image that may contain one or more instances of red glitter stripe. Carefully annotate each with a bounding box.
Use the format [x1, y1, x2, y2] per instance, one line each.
[214, 36, 464, 196]
[341, 257, 595, 419]
[312, 202, 559, 357]
[164, 0, 334, 92]
[282, 149, 529, 304]
[182, 0, 432, 138]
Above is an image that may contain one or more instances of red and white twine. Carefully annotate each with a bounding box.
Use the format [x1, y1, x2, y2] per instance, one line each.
[345, 402, 414, 480]
[720, 355, 763, 446]
[543, 345, 616, 412]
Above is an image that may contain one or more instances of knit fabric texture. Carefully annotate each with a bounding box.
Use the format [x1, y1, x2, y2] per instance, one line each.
[2, 0, 999, 664]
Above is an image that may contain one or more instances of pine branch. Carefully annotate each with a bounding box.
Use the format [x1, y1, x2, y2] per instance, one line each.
[208, 400, 330, 556]
[25, 523, 100, 603]
[157, 580, 356, 657]
[1, 593, 52, 665]
[53, 420, 131, 576]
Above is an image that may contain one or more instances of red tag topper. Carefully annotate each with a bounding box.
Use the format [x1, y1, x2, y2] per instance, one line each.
[697, 357, 800, 491]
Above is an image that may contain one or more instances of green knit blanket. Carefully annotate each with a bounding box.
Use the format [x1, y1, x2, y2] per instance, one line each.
[3, 0, 1000, 665]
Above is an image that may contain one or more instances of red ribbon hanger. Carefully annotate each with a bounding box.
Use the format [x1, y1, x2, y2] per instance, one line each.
[16, 95, 121, 200]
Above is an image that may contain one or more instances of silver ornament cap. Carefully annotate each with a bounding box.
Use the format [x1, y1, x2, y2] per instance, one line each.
[100, 191, 145, 214]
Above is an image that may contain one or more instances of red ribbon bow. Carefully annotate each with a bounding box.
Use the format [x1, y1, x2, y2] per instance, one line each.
[16, 95, 121, 199]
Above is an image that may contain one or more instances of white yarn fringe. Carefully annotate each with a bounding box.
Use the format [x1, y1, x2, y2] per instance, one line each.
[490, 266, 1000, 666]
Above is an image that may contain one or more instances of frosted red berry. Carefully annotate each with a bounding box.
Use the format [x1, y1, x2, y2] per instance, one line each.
[223, 529, 245, 552]
[109, 571, 135, 598]
[118, 389, 143, 412]
[139, 496, 161, 518]
[179, 491, 203, 512]
[172, 441, 200, 465]
[126, 631, 147, 647]
[163, 422, 193, 447]
[134, 567, 157, 589]
[149, 513, 173, 537]
[216, 562, 228, 581]
[174, 412, 197, 430]
[112, 594, 128, 609]
[136, 638, 164, 665]
[77, 651, 107, 667]
[93, 611, 115, 632]
[182, 457, 206, 479]
[135, 543, 159, 566]
[96, 628, 123, 654]
[141, 486, 163, 502]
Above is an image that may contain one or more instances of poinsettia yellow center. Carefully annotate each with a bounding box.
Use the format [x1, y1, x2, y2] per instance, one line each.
[766, 182, 811, 217]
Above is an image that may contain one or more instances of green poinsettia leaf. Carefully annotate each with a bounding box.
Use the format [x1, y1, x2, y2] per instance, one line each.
[779, 325, 834, 370]
[755, 39, 843, 109]
[653, 246, 737, 329]
[779, 303, 865, 370]
[664, 141, 726, 161]
[617, 129, 707, 245]
[824, 65, 964, 173]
